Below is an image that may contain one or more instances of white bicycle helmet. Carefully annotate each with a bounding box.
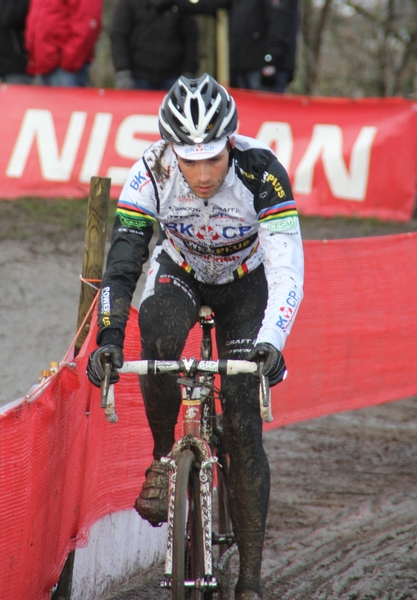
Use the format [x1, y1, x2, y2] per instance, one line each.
[158, 73, 238, 145]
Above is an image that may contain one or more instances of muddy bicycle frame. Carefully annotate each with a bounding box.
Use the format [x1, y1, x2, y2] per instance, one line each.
[101, 306, 274, 596]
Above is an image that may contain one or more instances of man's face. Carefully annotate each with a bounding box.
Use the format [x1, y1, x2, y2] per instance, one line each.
[176, 147, 230, 200]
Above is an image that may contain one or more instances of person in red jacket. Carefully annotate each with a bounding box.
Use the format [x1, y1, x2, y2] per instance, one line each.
[25, 0, 102, 87]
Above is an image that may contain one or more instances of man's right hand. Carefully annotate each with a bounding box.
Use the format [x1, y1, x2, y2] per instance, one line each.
[87, 345, 124, 387]
[115, 70, 135, 90]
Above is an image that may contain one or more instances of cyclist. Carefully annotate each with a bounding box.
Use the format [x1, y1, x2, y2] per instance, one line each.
[87, 73, 304, 600]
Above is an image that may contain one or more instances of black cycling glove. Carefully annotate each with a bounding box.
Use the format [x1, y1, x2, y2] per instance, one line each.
[247, 342, 286, 386]
[87, 344, 124, 388]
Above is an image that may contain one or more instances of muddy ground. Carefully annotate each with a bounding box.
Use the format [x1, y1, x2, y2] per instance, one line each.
[2, 200, 417, 599]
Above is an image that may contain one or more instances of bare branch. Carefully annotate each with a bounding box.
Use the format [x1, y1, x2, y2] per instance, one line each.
[344, 0, 379, 24]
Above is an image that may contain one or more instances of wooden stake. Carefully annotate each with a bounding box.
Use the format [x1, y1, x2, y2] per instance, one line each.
[75, 176, 111, 356]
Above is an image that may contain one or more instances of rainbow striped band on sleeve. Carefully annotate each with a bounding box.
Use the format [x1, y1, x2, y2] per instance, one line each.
[116, 200, 157, 229]
[258, 200, 298, 223]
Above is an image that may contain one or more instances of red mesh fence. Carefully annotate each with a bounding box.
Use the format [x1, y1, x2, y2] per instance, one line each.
[1, 233, 417, 599]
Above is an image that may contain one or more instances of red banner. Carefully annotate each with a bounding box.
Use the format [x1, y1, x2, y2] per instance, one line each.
[1, 84, 417, 220]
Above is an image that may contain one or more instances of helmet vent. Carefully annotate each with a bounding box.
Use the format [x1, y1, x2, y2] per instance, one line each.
[158, 73, 238, 145]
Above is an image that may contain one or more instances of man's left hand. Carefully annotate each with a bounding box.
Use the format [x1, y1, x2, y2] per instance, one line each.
[247, 343, 286, 386]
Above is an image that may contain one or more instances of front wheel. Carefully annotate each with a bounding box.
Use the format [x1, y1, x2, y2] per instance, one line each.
[172, 449, 207, 600]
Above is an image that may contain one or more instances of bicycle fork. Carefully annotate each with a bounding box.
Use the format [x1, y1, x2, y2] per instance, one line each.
[161, 372, 219, 591]
[161, 443, 218, 591]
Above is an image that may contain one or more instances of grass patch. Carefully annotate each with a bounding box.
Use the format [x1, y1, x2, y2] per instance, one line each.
[0, 198, 117, 242]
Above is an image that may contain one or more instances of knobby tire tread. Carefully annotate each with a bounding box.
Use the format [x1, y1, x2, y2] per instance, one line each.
[172, 449, 206, 600]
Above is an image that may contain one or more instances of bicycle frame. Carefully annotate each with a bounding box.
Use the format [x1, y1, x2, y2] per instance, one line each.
[163, 307, 223, 589]
[101, 306, 273, 596]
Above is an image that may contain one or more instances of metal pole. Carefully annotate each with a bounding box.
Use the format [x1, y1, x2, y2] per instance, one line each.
[52, 176, 111, 600]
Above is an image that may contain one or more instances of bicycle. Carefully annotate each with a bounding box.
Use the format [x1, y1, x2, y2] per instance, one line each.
[101, 306, 279, 599]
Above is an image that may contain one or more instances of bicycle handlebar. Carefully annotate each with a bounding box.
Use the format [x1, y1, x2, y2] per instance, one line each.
[118, 358, 258, 376]
[100, 358, 273, 423]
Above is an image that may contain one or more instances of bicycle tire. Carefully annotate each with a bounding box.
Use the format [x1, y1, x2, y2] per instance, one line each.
[172, 448, 206, 600]
[214, 462, 234, 600]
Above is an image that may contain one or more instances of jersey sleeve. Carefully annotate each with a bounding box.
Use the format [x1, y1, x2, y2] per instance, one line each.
[97, 159, 158, 347]
[254, 156, 304, 351]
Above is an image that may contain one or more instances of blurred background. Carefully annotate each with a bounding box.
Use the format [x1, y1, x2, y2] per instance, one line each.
[90, 0, 417, 98]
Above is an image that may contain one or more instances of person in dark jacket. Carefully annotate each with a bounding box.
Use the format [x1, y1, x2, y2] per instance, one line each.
[0, 0, 32, 83]
[110, 0, 199, 90]
[151, 0, 299, 93]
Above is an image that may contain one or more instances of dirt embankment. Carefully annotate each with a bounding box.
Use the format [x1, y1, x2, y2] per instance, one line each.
[2, 200, 417, 599]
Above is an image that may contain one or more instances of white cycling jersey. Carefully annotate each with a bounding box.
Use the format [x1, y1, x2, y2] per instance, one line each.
[101, 134, 304, 351]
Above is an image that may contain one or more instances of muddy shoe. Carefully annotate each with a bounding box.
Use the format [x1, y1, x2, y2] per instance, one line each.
[134, 460, 169, 526]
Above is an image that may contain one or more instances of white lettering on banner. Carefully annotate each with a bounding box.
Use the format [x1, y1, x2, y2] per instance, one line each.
[7, 109, 86, 181]
[107, 115, 159, 186]
[293, 124, 377, 201]
[256, 121, 294, 171]
[4, 111, 377, 201]
[80, 113, 113, 183]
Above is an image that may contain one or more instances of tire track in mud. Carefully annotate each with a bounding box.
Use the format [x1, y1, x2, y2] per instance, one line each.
[263, 496, 417, 599]
[261, 398, 417, 599]
[0, 240, 82, 405]
[103, 398, 417, 600]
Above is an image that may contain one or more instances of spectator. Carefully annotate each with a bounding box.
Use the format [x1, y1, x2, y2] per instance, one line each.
[0, 0, 32, 84]
[152, 0, 299, 93]
[110, 0, 199, 91]
[25, 0, 102, 87]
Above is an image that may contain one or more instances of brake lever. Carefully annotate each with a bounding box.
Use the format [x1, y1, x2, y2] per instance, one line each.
[258, 358, 272, 423]
[101, 355, 112, 409]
